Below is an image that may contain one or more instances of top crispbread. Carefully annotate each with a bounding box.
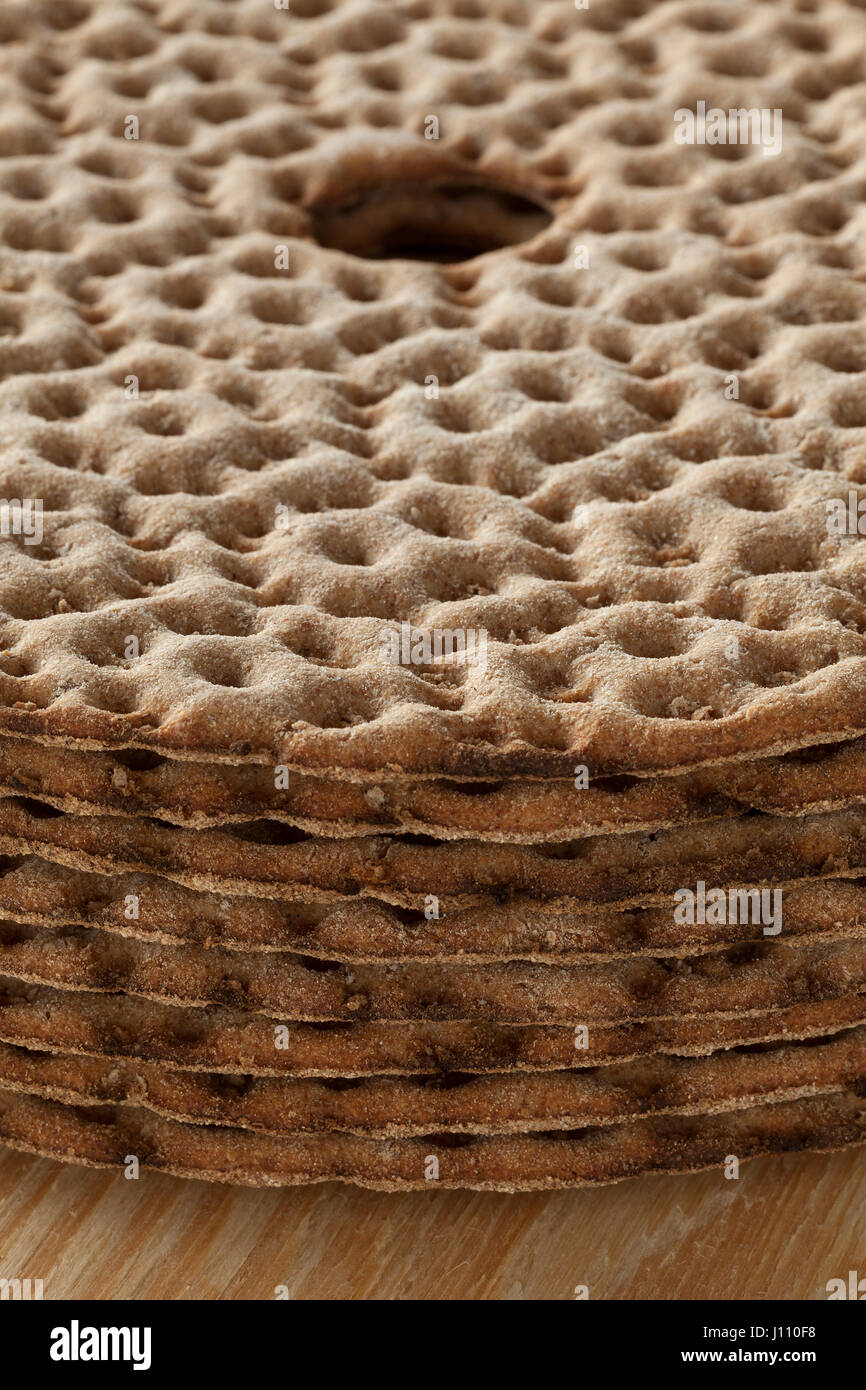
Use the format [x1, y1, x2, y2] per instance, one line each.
[1, 0, 866, 775]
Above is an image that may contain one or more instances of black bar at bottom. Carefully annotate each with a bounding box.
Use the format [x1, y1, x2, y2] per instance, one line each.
[2, 1297, 859, 1376]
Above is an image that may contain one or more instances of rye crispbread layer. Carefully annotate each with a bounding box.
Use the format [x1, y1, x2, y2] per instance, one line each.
[1, 918, 865, 1025]
[4, 734, 866, 841]
[0, 0, 865, 778]
[3, 976, 866, 1078]
[1, 795, 866, 908]
[1, 1025, 865, 1138]
[2, 0, 866, 1193]
[3, 853, 866, 961]
[1, 1085, 864, 1191]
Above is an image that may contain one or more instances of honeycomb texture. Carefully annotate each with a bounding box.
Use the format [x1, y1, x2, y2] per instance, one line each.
[4, 0, 866, 1193]
[0, 0, 864, 773]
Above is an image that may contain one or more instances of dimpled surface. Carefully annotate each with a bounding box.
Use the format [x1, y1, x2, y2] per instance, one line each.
[0, 1, 865, 774]
[4, 0, 866, 1195]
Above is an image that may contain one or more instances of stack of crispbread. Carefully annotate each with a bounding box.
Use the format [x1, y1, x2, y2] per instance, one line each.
[0, 0, 866, 1190]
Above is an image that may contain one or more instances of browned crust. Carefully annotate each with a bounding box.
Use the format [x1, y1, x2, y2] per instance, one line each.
[1, 921, 865, 1025]
[1, 1027, 865, 1138]
[1, 705, 865, 783]
[1, 1086, 864, 1190]
[5, 734, 866, 841]
[3, 855, 866, 962]
[3, 977, 865, 1077]
[2, 797, 866, 909]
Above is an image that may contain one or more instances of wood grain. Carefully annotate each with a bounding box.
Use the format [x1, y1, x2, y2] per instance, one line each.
[0, 1145, 863, 1299]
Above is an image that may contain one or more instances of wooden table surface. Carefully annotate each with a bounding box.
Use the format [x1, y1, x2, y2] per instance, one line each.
[1, 1143, 862, 1299]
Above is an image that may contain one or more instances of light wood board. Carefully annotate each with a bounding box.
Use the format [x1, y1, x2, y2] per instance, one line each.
[0, 1143, 863, 1299]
